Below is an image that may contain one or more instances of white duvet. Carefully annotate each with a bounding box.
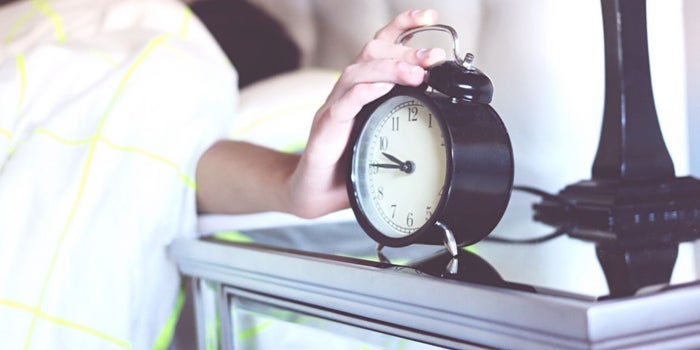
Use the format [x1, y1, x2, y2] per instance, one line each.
[0, 0, 237, 348]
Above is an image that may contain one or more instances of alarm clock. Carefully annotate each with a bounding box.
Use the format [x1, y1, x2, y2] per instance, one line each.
[346, 25, 514, 254]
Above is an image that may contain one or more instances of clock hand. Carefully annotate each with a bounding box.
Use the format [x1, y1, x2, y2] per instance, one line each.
[377, 152, 416, 174]
[401, 160, 415, 174]
[370, 163, 403, 169]
[382, 152, 405, 166]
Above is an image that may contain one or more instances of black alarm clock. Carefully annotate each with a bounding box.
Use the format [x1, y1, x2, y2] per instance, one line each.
[346, 25, 514, 255]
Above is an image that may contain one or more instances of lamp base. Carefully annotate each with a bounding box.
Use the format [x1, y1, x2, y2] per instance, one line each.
[533, 176, 700, 244]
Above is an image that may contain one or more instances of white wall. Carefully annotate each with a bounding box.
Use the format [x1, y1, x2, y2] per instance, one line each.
[685, 0, 700, 288]
[685, 0, 700, 177]
[478, 0, 695, 291]
[648, 0, 689, 176]
[477, 0, 690, 192]
[477, 0, 604, 192]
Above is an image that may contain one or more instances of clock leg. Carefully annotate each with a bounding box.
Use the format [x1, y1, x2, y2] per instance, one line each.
[375, 247, 391, 265]
[437, 221, 459, 258]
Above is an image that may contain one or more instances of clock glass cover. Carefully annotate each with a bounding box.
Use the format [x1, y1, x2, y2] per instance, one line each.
[351, 95, 448, 239]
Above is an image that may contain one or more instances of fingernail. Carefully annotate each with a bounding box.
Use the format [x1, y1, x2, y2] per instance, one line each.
[416, 48, 429, 60]
[411, 9, 426, 18]
[398, 61, 413, 72]
[411, 9, 434, 25]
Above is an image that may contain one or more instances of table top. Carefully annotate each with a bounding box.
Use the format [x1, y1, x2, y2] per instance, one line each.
[172, 189, 700, 349]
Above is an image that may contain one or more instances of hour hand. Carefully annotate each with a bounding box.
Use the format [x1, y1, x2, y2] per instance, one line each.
[382, 152, 404, 166]
[375, 152, 415, 174]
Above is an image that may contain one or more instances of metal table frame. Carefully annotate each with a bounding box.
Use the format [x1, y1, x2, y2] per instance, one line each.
[171, 238, 700, 350]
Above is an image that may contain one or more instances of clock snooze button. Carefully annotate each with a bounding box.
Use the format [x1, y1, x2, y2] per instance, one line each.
[426, 59, 494, 104]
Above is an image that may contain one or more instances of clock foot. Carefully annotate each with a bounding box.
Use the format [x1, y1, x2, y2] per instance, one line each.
[375, 248, 391, 264]
[437, 221, 459, 257]
[445, 257, 459, 275]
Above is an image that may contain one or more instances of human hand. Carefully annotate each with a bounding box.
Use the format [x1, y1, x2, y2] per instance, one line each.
[287, 9, 447, 218]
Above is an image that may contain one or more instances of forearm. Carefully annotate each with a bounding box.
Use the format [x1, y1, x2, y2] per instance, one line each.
[195, 140, 298, 214]
[195, 9, 444, 219]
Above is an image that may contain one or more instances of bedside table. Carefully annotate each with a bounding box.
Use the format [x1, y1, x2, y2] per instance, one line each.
[170, 191, 700, 349]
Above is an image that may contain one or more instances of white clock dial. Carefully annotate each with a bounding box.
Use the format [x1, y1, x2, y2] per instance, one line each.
[352, 95, 448, 238]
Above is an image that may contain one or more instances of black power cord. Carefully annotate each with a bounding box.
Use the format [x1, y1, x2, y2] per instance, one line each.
[481, 185, 573, 244]
[512, 185, 574, 209]
[484, 225, 570, 244]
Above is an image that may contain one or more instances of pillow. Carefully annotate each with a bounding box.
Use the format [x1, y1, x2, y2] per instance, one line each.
[198, 68, 356, 235]
[230, 68, 339, 152]
[191, 0, 300, 88]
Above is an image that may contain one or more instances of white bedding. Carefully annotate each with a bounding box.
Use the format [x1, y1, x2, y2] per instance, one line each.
[0, 0, 237, 348]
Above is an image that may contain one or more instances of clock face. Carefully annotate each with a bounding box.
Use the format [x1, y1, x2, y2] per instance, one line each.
[351, 95, 449, 239]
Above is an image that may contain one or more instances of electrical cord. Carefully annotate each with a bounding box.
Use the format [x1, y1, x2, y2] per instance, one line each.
[512, 185, 575, 209]
[482, 185, 573, 244]
[484, 225, 570, 244]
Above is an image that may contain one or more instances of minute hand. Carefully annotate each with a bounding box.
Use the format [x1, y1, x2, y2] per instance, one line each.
[369, 163, 402, 169]
[380, 152, 415, 174]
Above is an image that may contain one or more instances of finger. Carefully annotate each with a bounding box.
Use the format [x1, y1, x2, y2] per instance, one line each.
[327, 82, 395, 123]
[308, 59, 429, 159]
[328, 59, 426, 103]
[358, 39, 446, 67]
[374, 9, 438, 42]
[302, 81, 392, 169]
[303, 81, 393, 168]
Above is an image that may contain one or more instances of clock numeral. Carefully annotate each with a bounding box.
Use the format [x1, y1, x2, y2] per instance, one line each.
[426, 206, 433, 221]
[376, 186, 384, 200]
[406, 212, 414, 227]
[391, 116, 399, 131]
[407, 106, 419, 122]
[390, 204, 397, 219]
[428, 113, 433, 128]
[379, 136, 389, 151]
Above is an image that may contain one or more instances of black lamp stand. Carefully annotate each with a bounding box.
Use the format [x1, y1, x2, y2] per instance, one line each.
[534, 0, 700, 243]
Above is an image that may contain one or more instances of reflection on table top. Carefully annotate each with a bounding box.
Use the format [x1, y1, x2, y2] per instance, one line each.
[188, 187, 700, 301]
[172, 205, 700, 349]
